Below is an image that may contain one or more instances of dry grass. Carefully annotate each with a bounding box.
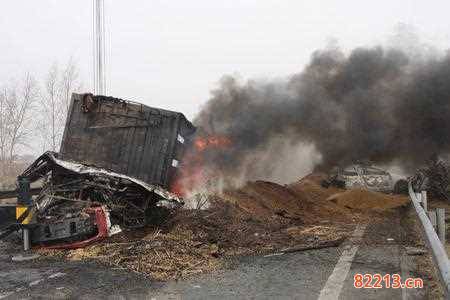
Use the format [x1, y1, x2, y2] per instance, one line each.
[39, 226, 222, 281]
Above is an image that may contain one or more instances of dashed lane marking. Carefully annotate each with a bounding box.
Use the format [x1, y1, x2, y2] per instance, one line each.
[318, 223, 368, 300]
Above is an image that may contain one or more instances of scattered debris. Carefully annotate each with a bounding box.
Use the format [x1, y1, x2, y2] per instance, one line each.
[279, 237, 345, 254]
[38, 173, 409, 280]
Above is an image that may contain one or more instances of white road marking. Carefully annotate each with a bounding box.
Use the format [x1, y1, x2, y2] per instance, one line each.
[318, 223, 367, 300]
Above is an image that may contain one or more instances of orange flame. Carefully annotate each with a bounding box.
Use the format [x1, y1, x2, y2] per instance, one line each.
[195, 136, 231, 152]
[171, 135, 231, 197]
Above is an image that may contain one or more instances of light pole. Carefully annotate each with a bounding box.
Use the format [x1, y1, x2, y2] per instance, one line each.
[93, 0, 106, 95]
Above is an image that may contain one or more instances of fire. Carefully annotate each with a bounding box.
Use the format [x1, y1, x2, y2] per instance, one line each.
[171, 135, 231, 197]
[194, 136, 231, 152]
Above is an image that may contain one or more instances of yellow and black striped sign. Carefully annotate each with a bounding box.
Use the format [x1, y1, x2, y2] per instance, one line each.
[16, 205, 33, 225]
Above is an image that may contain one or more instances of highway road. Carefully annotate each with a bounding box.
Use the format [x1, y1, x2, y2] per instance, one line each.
[0, 208, 439, 299]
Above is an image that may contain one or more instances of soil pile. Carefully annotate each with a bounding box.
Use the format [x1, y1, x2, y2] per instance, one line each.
[327, 189, 408, 210]
[220, 180, 333, 223]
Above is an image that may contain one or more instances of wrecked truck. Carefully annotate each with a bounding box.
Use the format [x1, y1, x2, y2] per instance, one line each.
[3, 93, 195, 248]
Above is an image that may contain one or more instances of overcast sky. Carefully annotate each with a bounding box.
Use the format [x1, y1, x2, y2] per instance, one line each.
[1, 0, 450, 120]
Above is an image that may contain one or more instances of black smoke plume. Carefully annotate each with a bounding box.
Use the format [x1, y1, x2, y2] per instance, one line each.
[192, 46, 450, 184]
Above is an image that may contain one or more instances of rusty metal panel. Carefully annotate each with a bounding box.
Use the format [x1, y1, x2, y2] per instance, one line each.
[59, 93, 196, 189]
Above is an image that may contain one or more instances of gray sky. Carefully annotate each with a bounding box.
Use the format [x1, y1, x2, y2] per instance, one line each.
[1, 0, 450, 120]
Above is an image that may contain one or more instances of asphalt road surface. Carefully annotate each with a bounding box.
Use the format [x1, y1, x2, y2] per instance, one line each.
[0, 208, 435, 299]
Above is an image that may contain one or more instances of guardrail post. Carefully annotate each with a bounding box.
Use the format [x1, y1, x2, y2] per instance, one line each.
[421, 190, 428, 212]
[17, 177, 32, 251]
[22, 228, 30, 251]
[437, 208, 446, 244]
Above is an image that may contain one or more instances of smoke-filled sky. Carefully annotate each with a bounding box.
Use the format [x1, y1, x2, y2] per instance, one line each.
[1, 0, 450, 122]
[192, 46, 450, 185]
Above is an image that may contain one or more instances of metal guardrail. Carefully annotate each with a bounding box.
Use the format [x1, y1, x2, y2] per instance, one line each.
[408, 181, 450, 296]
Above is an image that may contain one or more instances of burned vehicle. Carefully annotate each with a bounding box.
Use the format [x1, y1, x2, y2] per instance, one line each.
[7, 93, 196, 248]
[322, 164, 403, 193]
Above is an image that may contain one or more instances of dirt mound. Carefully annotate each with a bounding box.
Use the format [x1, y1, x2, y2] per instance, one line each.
[221, 181, 310, 221]
[290, 173, 409, 212]
[288, 176, 356, 222]
[220, 179, 353, 224]
[327, 188, 408, 210]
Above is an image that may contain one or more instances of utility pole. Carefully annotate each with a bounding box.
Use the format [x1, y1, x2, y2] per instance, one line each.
[93, 0, 106, 95]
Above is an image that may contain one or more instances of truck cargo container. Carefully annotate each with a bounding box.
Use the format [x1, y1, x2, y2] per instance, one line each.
[60, 93, 196, 189]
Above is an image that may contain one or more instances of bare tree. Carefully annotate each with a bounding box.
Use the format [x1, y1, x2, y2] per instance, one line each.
[0, 89, 8, 165]
[39, 63, 60, 151]
[0, 74, 37, 176]
[0, 59, 80, 182]
[38, 59, 80, 152]
[60, 58, 80, 117]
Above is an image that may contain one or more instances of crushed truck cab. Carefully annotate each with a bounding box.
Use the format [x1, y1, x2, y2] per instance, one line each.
[7, 93, 196, 249]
